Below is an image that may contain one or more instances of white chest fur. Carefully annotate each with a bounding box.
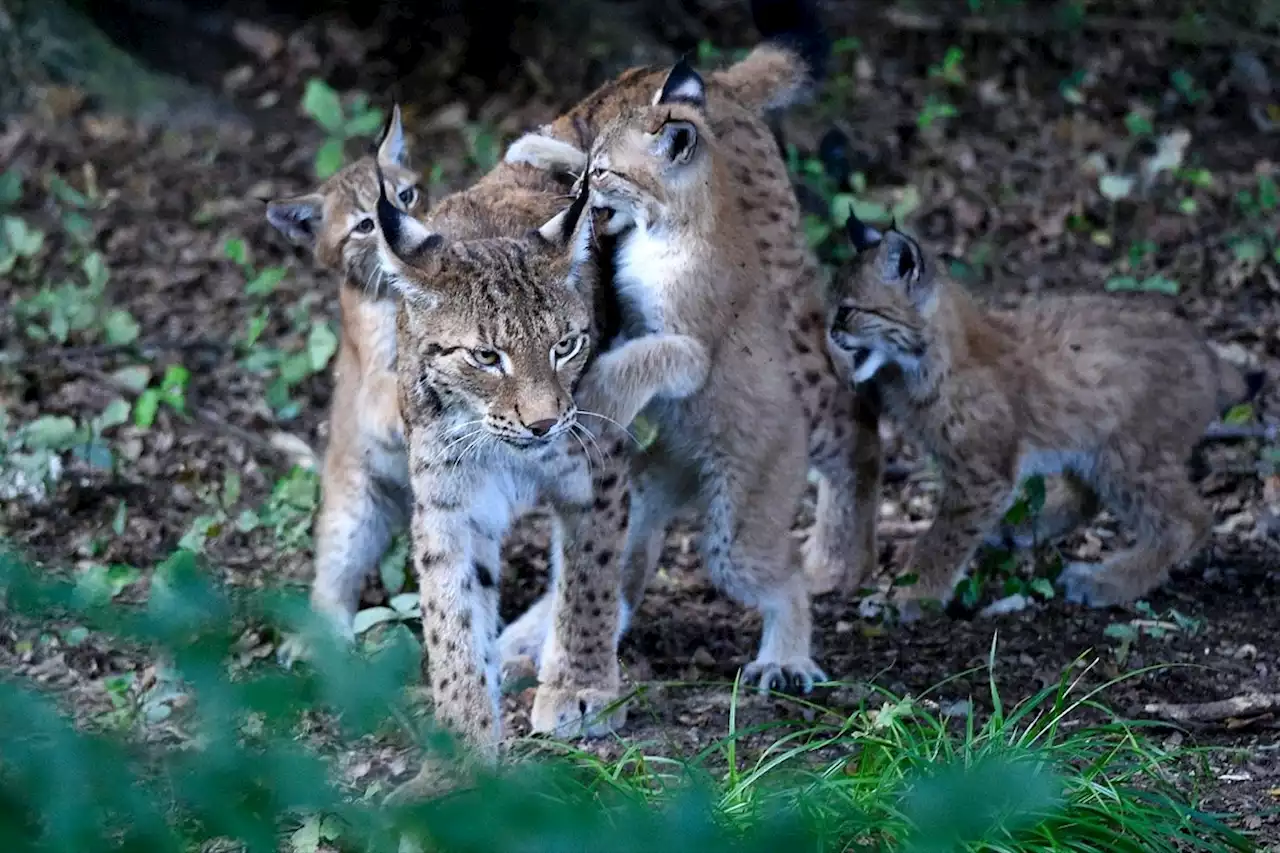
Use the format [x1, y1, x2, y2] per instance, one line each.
[614, 225, 684, 335]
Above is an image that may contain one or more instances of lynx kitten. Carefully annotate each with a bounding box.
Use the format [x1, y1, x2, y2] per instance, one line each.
[826, 216, 1259, 616]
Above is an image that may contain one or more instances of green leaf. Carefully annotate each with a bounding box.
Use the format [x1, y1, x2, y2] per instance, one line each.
[1029, 577, 1056, 600]
[103, 309, 140, 345]
[388, 592, 420, 615]
[1104, 276, 1139, 292]
[74, 564, 141, 606]
[76, 440, 114, 470]
[291, 815, 322, 853]
[82, 251, 110, 291]
[246, 266, 286, 297]
[314, 138, 345, 180]
[3, 216, 44, 258]
[279, 351, 314, 386]
[224, 237, 249, 267]
[307, 322, 339, 372]
[48, 174, 90, 208]
[344, 107, 386, 139]
[134, 389, 161, 428]
[1141, 274, 1178, 295]
[1223, 403, 1254, 425]
[62, 211, 93, 243]
[352, 607, 400, 635]
[302, 79, 346, 133]
[0, 170, 22, 205]
[20, 415, 79, 450]
[112, 502, 128, 536]
[1232, 239, 1265, 263]
[178, 514, 223, 553]
[378, 535, 410, 596]
[161, 364, 191, 395]
[111, 365, 152, 393]
[244, 308, 271, 349]
[97, 399, 132, 431]
[1024, 474, 1046, 515]
[1258, 175, 1278, 211]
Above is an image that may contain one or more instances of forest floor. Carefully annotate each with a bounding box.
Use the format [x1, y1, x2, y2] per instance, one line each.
[2, 0, 1279, 845]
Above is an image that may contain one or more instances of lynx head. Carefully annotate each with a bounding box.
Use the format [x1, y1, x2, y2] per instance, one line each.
[825, 216, 935, 385]
[374, 166, 599, 448]
[586, 59, 719, 234]
[266, 104, 423, 295]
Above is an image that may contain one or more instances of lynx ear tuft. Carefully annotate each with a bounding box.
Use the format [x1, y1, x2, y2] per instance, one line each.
[844, 213, 883, 254]
[374, 161, 440, 262]
[654, 57, 707, 108]
[376, 103, 408, 167]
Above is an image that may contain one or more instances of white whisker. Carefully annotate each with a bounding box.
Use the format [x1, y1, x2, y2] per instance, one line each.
[573, 421, 609, 467]
[575, 410, 642, 448]
[567, 424, 593, 479]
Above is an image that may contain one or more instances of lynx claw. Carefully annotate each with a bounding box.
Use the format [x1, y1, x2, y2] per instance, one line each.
[742, 658, 828, 695]
[531, 686, 627, 739]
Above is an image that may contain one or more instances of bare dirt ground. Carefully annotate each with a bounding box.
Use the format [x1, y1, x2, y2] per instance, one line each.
[2, 0, 1279, 842]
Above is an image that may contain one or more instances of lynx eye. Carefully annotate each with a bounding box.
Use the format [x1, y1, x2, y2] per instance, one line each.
[469, 348, 501, 369]
[551, 334, 583, 364]
[354, 218, 376, 235]
[398, 186, 418, 206]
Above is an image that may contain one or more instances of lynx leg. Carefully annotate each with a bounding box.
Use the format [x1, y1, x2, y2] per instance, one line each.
[891, 472, 1013, 622]
[805, 386, 883, 595]
[619, 441, 699, 622]
[1061, 455, 1212, 608]
[701, 438, 825, 694]
[531, 432, 631, 738]
[386, 469, 507, 805]
[310, 440, 408, 634]
[985, 473, 1099, 550]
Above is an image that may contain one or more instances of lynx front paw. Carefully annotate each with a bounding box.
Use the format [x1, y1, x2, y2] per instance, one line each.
[1059, 561, 1129, 609]
[276, 616, 355, 669]
[530, 685, 627, 739]
[742, 657, 828, 695]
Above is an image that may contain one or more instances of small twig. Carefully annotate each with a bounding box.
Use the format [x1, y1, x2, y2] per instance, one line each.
[1143, 693, 1280, 724]
[879, 6, 1280, 51]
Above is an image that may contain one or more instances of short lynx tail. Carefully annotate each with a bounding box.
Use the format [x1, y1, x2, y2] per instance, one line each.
[716, 0, 831, 113]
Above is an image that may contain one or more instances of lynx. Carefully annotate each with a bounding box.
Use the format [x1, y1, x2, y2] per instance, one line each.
[266, 108, 423, 639]
[372, 173, 712, 786]
[498, 15, 884, 684]
[504, 54, 883, 692]
[825, 216, 1260, 617]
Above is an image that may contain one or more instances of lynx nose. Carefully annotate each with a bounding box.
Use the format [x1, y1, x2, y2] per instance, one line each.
[526, 418, 558, 437]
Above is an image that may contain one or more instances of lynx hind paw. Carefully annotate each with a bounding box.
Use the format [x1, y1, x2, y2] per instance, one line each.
[742, 657, 828, 695]
[1059, 561, 1126, 609]
[530, 686, 627, 739]
[503, 132, 588, 175]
